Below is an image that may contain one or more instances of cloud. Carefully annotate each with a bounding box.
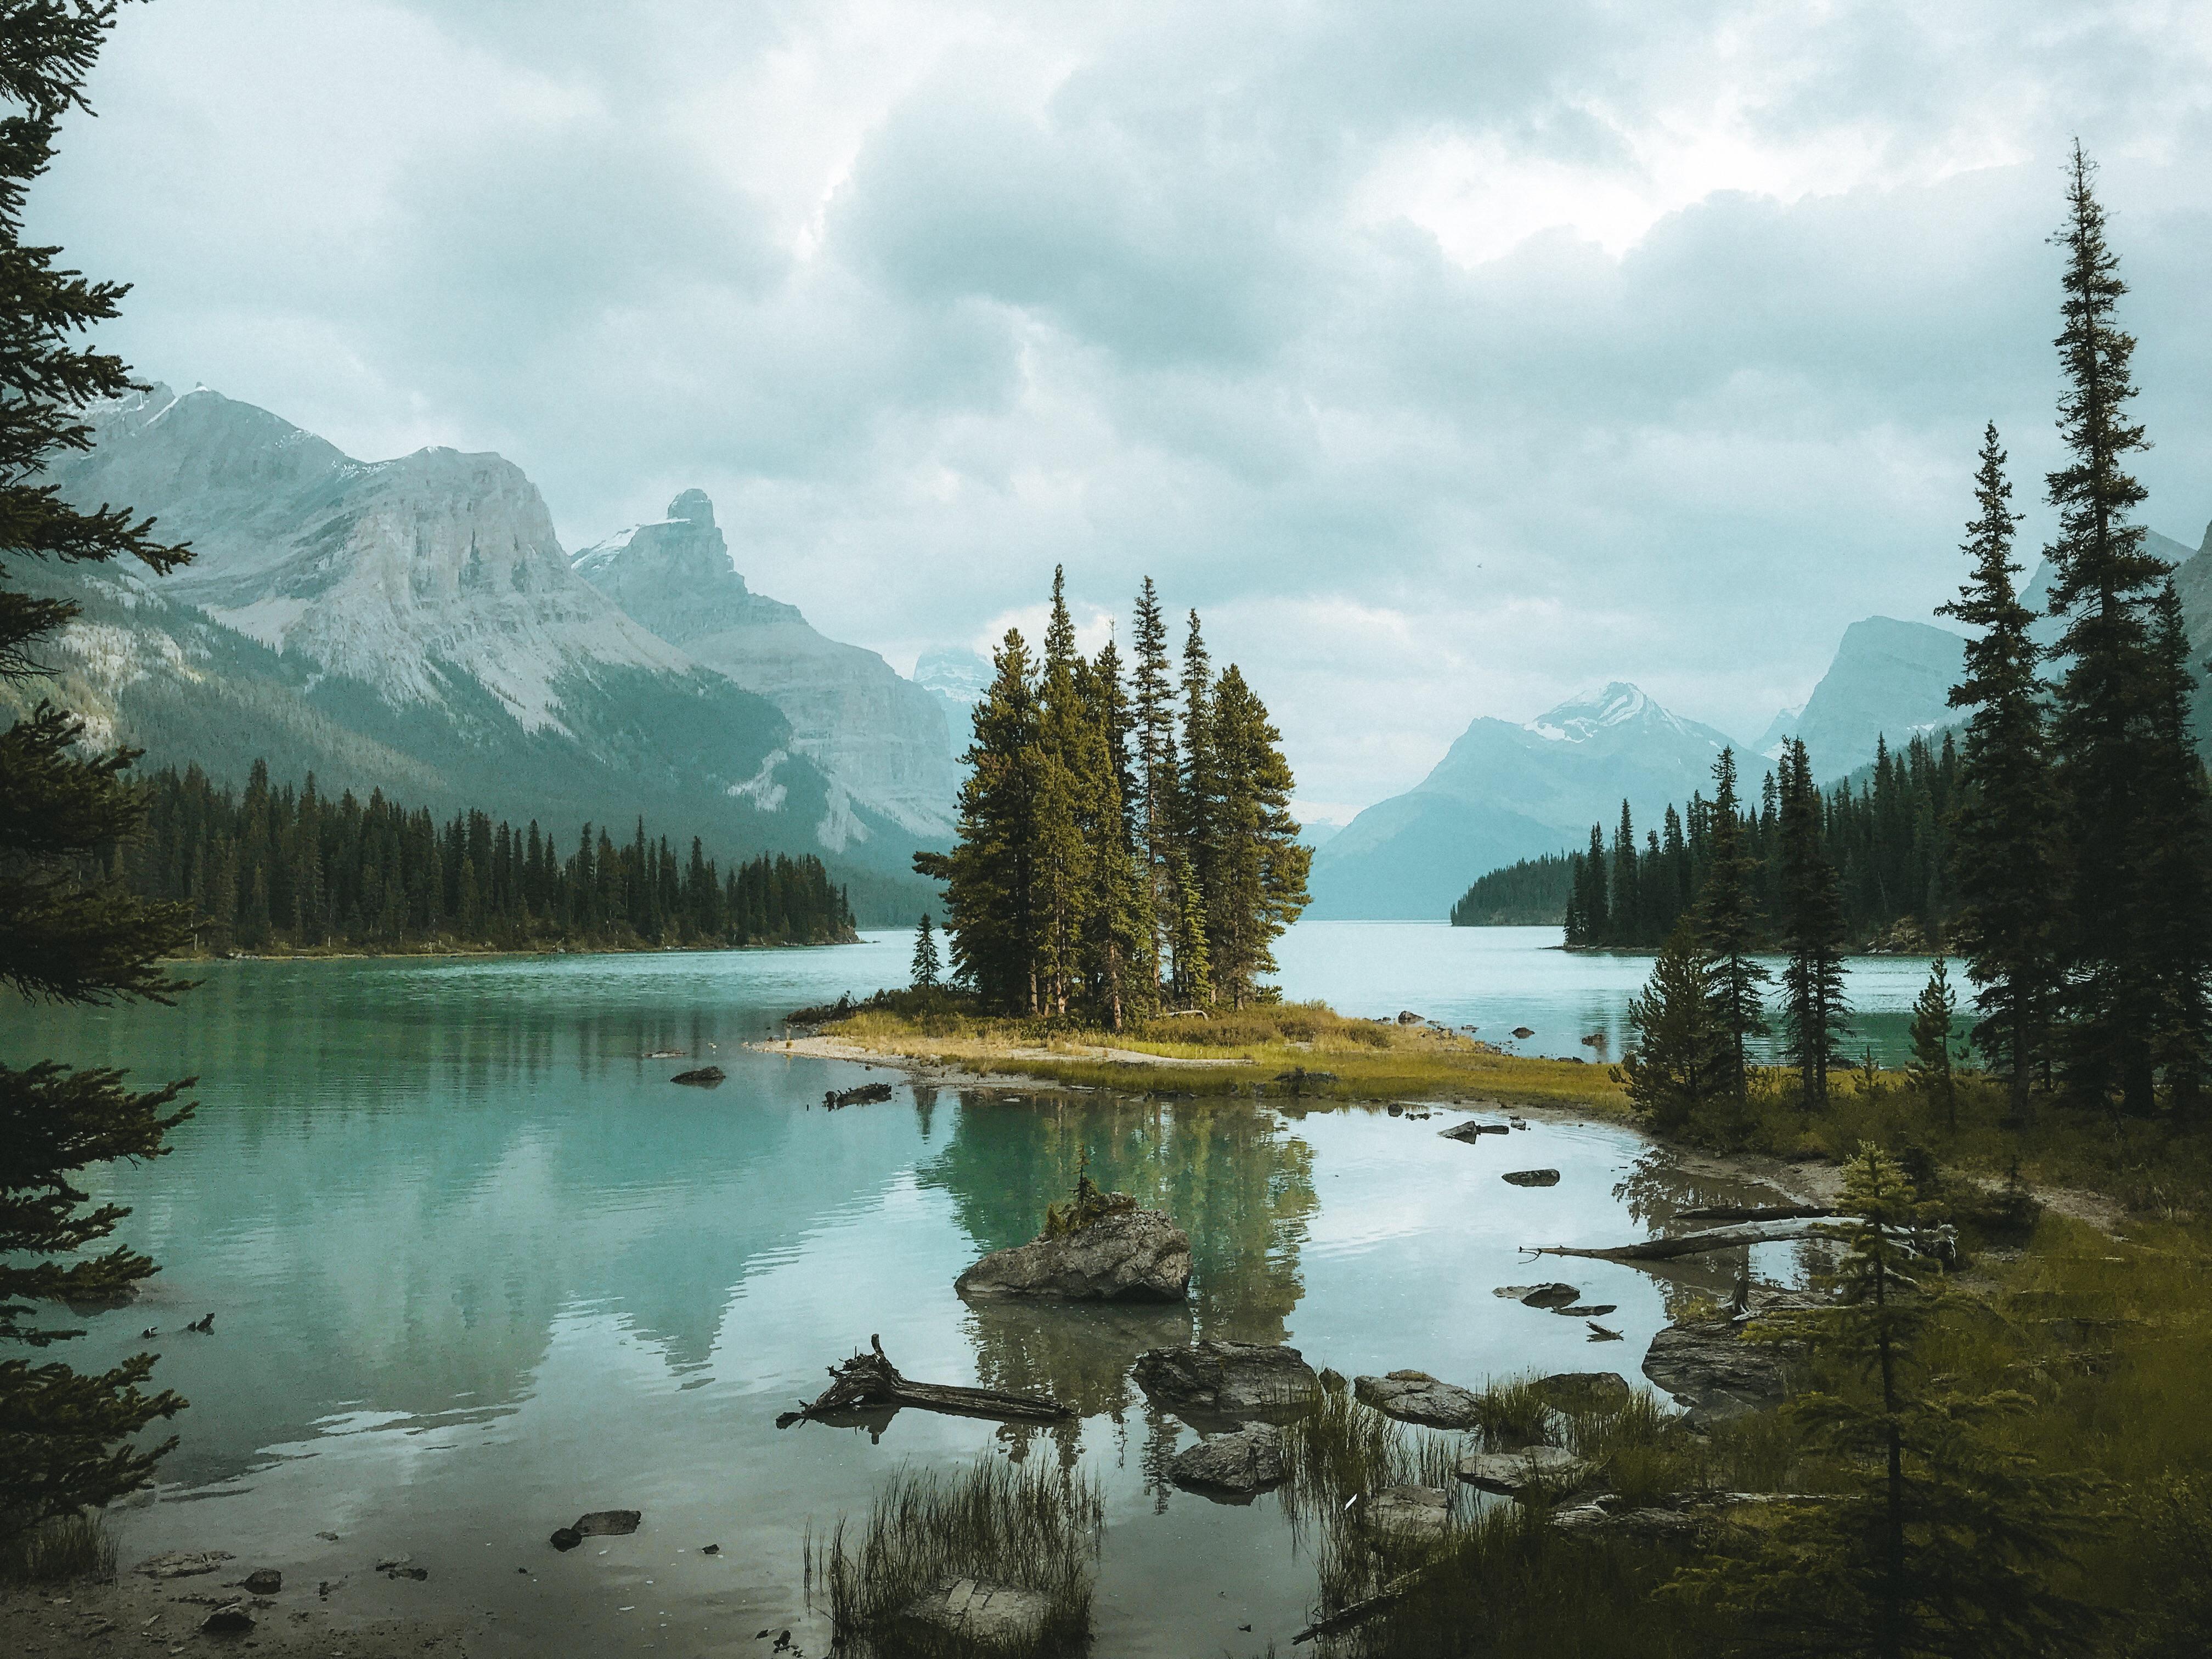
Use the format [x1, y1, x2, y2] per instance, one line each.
[30, 0, 2212, 819]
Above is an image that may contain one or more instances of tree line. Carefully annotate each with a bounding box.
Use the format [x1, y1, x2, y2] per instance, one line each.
[1556, 731, 1960, 951]
[111, 760, 857, 952]
[919, 571, 1310, 1023]
[1621, 144, 2212, 1132]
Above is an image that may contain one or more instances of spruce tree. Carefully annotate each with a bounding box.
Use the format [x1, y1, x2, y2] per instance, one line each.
[918, 628, 1040, 1011]
[1610, 800, 1639, 946]
[1619, 918, 1728, 1138]
[1076, 638, 1150, 1029]
[1697, 747, 1771, 1101]
[910, 913, 941, 990]
[2136, 582, 2212, 1114]
[2042, 143, 2173, 1114]
[1130, 578, 1178, 994]
[1909, 956, 1960, 1131]
[1778, 738, 1850, 1108]
[1, 1, 195, 1541]
[1202, 664, 1310, 1006]
[1172, 611, 1215, 1005]
[1030, 569, 1092, 1016]
[1581, 824, 1611, 943]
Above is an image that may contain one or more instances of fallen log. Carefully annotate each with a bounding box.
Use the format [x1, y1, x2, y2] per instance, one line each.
[776, 1335, 1074, 1429]
[1534, 1218, 1953, 1264]
[1675, 1203, 1836, 1222]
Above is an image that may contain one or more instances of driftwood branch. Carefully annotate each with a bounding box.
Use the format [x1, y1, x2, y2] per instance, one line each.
[1674, 1203, 1835, 1222]
[776, 1335, 1075, 1429]
[1532, 1217, 1837, 1261]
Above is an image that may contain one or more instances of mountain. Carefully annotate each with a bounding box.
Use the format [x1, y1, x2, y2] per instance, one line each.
[27, 384, 936, 917]
[572, 492, 957, 840]
[915, 646, 991, 758]
[1305, 683, 1734, 919]
[1759, 617, 1965, 781]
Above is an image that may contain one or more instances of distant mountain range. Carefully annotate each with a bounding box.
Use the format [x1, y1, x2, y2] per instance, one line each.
[915, 646, 990, 759]
[21, 385, 953, 920]
[1304, 684, 1734, 919]
[1314, 518, 2212, 919]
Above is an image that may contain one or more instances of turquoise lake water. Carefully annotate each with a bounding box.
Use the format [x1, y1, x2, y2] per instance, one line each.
[1, 923, 1931, 1654]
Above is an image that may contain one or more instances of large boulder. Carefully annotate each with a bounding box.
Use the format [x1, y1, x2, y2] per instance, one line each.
[956, 1209, 1190, 1303]
[1353, 1369, 1483, 1430]
[1132, 1340, 1321, 1420]
[1642, 1319, 1793, 1421]
[1170, 1423, 1289, 1499]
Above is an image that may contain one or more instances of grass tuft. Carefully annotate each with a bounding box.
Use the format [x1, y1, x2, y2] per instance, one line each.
[0, 1512, 118, 1585]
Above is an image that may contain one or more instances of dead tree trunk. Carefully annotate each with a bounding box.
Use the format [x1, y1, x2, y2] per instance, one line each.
[776, 1335, 1074, 1428]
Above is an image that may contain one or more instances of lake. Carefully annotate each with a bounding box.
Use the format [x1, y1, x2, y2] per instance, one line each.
[3, 923, 1929, 1654]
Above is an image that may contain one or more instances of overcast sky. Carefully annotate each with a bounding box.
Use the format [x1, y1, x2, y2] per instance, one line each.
[33, 0, 2212, 822]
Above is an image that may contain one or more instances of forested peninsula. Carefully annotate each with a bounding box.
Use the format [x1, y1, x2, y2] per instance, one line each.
[110, 760, 858, 955]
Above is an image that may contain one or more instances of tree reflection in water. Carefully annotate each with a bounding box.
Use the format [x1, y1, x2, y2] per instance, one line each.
[1611, 1148, 1838, 1321]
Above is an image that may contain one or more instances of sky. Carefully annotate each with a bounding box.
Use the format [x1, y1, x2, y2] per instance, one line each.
[32, 0, 2212, 825]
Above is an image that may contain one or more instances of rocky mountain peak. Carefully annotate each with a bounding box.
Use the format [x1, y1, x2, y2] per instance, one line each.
[571, 497, 798, 645]
[668, 487, 715, 527]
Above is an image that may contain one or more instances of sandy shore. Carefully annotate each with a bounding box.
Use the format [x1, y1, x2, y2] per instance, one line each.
[3, 1568, 470, 1657]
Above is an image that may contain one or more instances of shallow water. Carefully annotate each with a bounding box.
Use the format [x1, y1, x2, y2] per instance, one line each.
[2, 923, 1877, 1654]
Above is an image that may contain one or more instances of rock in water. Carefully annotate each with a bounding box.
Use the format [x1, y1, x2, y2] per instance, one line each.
[1532, 1372, 1632, 1413]
[956, 1209, 1190, 1302]
[1170, 1423, 1289, 1498]
[1643, 1319, 1793, 1421]
[1132, 1340, 1322, 1419]
[1517, 1284, 1581, 1308]
[241, 1569, 282, 1594]
[899, 1578, 1056, 1649]
[1503, 1169, 1561, 1187]
[199, 1604, 255, 1634]
[670, 1066, 725, 1086]
[1457, 1445, 1590, 1496]
[1354, 1369, 1485, 1430]
[1441, 1119, 1509, 1141]
[1362, 1485, 1452, 1549]
[136, 1550, 233, 1579]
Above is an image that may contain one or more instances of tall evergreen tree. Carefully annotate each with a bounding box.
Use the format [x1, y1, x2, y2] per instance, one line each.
[1909, 956, 1960, 1131]
[1610, 800, 1639, 943]
[1171, 611, 1215, 1005]
[1778, 738, 1850, 1108]
[922, 629, 1041, 1011]
[1202, 665, 1311, 1006]
[1, 2, 194, 1542]
[1938, 424, 2061, 1121]
[2136, 582, 2212, 1114]
[910, 913, 941, 990]
[1580, 824, 1610, 941]
[1077, 637, 1150, 1028]
[2042, 143, 2174, 1114]
[1619, 918, 1728, 1138]
[1129, 578, 1178, 995]
[1030, 570, 1092, 1016]
[1698, 747, 1771, 1101]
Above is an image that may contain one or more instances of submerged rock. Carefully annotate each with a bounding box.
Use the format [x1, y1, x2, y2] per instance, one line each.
[1133, 1339, 1321, 1419]
[1362, 1485, 1452, 1548]
[136, 1550, 233, 1580]
[1517, 1284, 1581, 1308]
[1354, 1369, 1483, 1430]
[958, 1209, 1191, 1302]
[670, 1066, 725, 1086]
[1441, 1119, 1510, 1142]
[1171, 1423, 1289, 1498]
[1457, 1445, 1590, 1496]
[899, 1578, 1056, 1649]
[1502, 1169, 1561, 1187]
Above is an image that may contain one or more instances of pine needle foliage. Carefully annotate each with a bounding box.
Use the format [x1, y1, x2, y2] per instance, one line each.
[1, 0, 194, 1542]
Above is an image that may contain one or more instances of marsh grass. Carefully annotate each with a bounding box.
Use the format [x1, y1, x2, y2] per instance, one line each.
[821, 1001, 1632, 1111]
[0, 1511, 117, 1584]
[807, 1457, 1103, 1657]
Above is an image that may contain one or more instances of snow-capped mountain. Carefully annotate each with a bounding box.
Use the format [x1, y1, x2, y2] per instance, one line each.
[30, 385, 936, 910]
[1305, 682, 1735, 919]
[915, 646, 991, 759]
[573, 491, 957, 839]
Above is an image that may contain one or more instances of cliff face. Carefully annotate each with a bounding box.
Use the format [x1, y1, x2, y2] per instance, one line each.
[29, 386, 936, 910]
[573, 492, 957, 839]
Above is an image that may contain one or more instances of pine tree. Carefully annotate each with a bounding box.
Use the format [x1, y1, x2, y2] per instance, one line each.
[1, 3, 194, 1542]
[1610, 800, 1639, 946]
[2136, 582, 2212, 1114]
[911, 913, 941, 990]
[1172, 611, 1215, 1005]
[1202, 665, 1311, 1006]
[1679, 1147, 2097, 1657]
[1130, 578, 1178, 995]
[2043, 143, 2172, 1114]
[1030, 569, 1092, 1017]
[918, 628, 1041, 1011]
[1909, 957, 1960, 1131]
[1619, 919, 1728, 1138]
[1076, 638, 1150, 1028]
[1779, 738, 1850, 1108]
[1580, 824, 1610, 942]
[1698, 747, 1771, 1101]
